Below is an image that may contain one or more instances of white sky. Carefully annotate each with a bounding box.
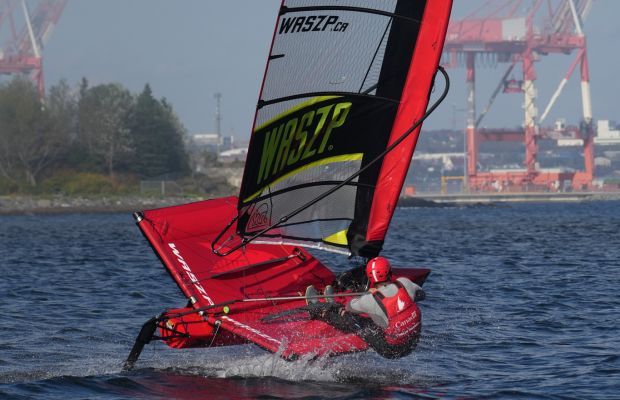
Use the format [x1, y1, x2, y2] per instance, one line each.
[41, 1, 620, 140]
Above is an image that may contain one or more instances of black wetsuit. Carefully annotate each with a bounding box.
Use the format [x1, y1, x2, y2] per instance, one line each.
[315, 303, 419, 359]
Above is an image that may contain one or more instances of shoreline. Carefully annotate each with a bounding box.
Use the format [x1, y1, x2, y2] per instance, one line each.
[0, 195, 207, 216]
[2, 191, 620, 216]
[409, 191, 620, 204]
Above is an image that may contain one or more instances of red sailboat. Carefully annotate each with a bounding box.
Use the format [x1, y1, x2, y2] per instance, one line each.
[124, 0, 452, 369]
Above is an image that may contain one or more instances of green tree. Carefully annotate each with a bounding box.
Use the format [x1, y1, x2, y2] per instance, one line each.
[46, 79, 78, 150]
[128, 84, 190, 178]
[78, 83, 134, 177]
[161, 98, 191, 175]
[0, 77, 67, 187]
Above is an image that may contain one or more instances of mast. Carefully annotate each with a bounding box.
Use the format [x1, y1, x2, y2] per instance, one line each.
[214, 92, 222, 153]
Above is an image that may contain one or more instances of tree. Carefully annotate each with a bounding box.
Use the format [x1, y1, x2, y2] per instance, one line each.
[78, 83, 134, 177]
[128, 84, 190, 178]
[46, 79, 78, 152]
[0, 77, 67, 187]
[161, 98, 191, 175]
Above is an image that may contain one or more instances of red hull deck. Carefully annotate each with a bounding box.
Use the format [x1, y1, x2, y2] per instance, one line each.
[136, 197, 429, 359]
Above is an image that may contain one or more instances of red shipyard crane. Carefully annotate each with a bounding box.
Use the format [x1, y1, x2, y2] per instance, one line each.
[444, 0, 594, 192]
[0, 0, 67, 97]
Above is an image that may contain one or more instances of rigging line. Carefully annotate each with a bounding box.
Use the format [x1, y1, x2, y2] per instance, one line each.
[280, 5, 422, 25]
[359, 19, 392, 94]
[159, 291, 372, 321]
[257, 91, 397, 109]
[207, 320, 221, 348]
[257, 184, 276, 304]
[361, 83, 378, 96]
[211, 213, 240, 254]
[212, 66, 450, 257]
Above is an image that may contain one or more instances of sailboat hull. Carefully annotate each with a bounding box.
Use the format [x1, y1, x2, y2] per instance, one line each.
[135, 197, 429, 359]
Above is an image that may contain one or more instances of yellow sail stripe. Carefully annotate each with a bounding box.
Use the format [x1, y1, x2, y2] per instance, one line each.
[243, 153, 363, 203]
[323, 229, 349, 246]
[253, 96, 342, 132]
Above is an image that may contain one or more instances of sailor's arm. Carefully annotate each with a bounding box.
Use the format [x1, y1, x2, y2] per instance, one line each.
[345, 293, 388, 328]
[396, 277, 423, 300]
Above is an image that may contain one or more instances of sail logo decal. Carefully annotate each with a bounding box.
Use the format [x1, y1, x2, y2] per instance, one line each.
[257, 101, 352, 185]
[247, 202, 270, 231]
[168, 243, 214, 305]
[279, 15, 348, 34]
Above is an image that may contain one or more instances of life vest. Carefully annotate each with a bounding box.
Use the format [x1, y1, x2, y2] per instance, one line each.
[373, 281, 420, 346]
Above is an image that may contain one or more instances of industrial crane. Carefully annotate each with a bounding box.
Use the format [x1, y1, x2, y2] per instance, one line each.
[0, 0, 67, 97]
[444, 0, 594, 192]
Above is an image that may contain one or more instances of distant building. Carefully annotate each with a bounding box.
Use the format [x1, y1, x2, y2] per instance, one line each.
[192, 133, 239, 153]
[192, 133, 220, 152]
[222, 135, 234, 151]
[218, 147, 248, 163]
[595, 120, 620, 145]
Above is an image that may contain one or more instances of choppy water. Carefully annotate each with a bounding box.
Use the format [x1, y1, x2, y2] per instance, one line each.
[1, 201, 619, 399]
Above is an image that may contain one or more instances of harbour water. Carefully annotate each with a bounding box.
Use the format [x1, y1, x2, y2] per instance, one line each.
[1, 201, 619, 399]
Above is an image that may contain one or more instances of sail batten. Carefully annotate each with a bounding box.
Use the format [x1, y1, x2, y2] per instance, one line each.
[280, 5, 423, 24]
[257, 92, 398, 110]
[235, 0, 453, 257]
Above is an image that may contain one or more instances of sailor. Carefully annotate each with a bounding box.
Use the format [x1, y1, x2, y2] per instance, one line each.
[306, 256, 425, 358]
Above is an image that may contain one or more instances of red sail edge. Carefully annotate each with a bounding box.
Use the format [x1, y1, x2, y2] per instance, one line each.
[367, 1, 453, 243]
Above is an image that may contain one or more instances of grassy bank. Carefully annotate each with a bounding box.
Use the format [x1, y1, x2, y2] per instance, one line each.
[0, 170, 241, 215]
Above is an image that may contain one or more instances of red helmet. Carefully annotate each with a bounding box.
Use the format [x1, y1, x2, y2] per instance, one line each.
[366, 256, 391, 284]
